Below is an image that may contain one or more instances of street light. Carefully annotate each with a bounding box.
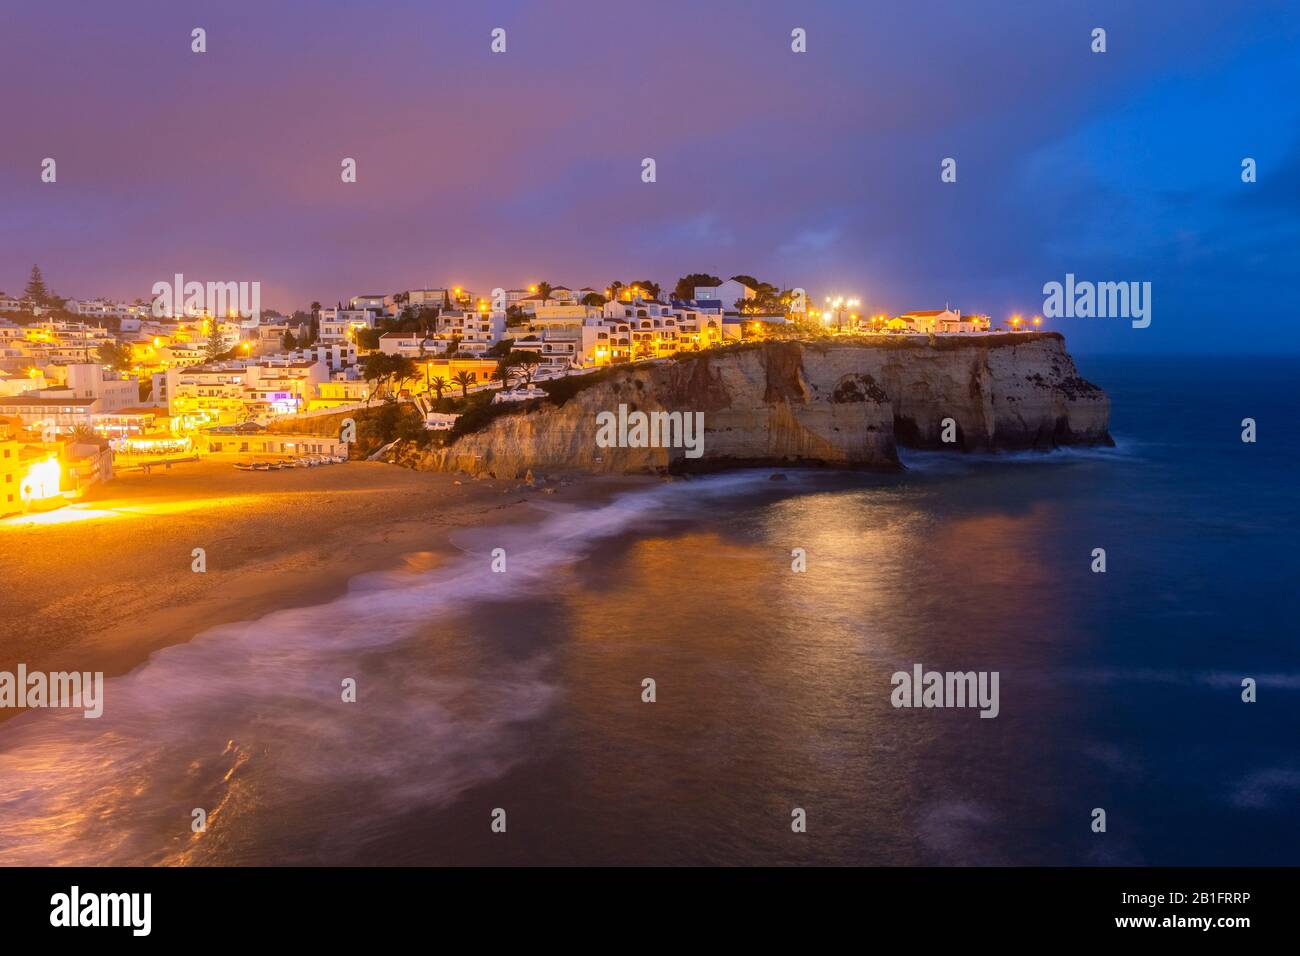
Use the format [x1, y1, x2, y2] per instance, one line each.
[823, 296, 860, 332]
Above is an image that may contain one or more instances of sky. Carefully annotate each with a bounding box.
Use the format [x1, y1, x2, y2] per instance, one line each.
[2, 0, 1298, 354]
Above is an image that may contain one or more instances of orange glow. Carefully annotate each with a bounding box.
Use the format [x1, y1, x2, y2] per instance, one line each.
[20, 457, 61, 503]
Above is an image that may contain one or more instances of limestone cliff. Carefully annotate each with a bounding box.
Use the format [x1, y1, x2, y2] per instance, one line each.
[411, 333, 1111, 477]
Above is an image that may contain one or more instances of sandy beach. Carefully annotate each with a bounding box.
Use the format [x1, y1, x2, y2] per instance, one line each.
[0, 458, 588, 719]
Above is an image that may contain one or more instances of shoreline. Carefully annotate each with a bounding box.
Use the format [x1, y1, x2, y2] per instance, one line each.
[0, 459, 652, 724]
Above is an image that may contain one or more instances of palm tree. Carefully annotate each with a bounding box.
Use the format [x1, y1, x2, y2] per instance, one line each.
[452, 370, 475, 399]
[429, 376, 449, 400]
[536, 281, 553, 304]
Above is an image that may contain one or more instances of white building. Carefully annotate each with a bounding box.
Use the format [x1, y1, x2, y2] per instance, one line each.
[280, 343, 357, 369]
[319, 308, 376, 344]
[693, 279, 755, 313]
[434, 310, 505, 356]
[378, 332, 442, 359]
[892, 309, 981, 333]
[349, 295, 387, 313]
[242, 360, 329, 416]
[404, 288, 452, 310]
[63, 364, 139, 412]
[0, 395, 99, 433]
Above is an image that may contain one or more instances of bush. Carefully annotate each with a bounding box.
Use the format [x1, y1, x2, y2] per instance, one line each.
[538, 366, 620, 406]
[447, 392, 543, 440]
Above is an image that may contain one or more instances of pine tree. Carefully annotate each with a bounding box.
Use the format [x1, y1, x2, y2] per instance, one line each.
[205, 322, 226, 360]
[24, 265, 49, 305]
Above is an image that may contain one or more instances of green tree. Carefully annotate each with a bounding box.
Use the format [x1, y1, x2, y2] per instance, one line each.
[355, 327, 383, 351]
[204, 322, 226, 360]
[581, 292, 606, 307]
[361, 352, 395, 404]
[493, 352, 518, 386]
[451, 369, 476, 398]
[633, 280, 661, 301]
[535, 281, 553, 304]
[486, 338, 515, 358]
[96, 341, 133, 372]
[389, 355, 418, 396]
[24, 265, 50, 306]
[506, 350, 542, 387]
[673, 273, 722, 301]
[429, 375, 449, 400]
[281, 330, 297, 350]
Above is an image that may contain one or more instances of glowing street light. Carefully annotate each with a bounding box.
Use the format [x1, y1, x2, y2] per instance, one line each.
[824, 295, 861, 332]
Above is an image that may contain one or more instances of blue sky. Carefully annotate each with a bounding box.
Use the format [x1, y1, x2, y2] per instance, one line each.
[2, 0, 1297, 353]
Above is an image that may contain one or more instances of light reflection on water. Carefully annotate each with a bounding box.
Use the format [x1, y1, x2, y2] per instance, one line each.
[2, 380, 1298, 865]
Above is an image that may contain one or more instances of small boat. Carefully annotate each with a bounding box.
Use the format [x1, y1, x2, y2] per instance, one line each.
[252, 461, 271, 471]
[234, 462, 254, 472]
[331, 455, 348, 464]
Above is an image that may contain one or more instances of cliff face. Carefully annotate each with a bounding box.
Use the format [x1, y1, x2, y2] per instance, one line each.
[413, 333, 1111, 477]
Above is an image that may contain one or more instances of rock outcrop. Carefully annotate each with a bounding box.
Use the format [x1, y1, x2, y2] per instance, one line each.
[411, 333, 1111, 477]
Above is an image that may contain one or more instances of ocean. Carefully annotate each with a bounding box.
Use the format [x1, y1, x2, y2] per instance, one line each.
[1, 355, 1297, 865]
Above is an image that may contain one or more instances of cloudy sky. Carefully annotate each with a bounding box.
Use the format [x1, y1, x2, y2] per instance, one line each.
[3, 0, 1298, 353]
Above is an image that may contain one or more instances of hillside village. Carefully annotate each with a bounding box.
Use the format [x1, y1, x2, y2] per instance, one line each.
[1, 266, 1031, 515]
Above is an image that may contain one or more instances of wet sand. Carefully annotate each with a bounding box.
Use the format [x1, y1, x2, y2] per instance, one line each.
[0, 459, 605, 719]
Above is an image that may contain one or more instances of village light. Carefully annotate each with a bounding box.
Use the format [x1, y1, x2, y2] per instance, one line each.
[20, 457, 62, 503]
[1032, 315, 1042, 328]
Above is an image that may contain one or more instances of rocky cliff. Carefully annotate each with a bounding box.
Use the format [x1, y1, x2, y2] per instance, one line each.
[411, 333, 1112, 477]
